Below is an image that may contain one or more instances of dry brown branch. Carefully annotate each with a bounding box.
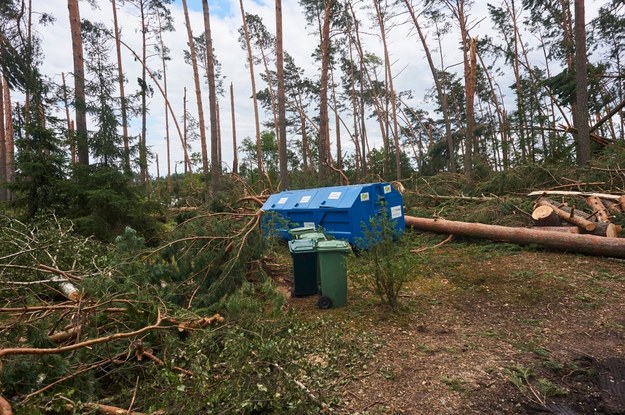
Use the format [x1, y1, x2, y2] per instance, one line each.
[0, 310, 165, 358]
[412, 193, 498, 201]
[0, 395, 13, 415]
[67, 402, 146, 415]
[136, 348, 194, 377]
[48, 326, 80, 344]
[325, 162, 349, 185]
[411, 235, 454, 254]
[548, 181, 606, 190]
[237, 196, 266, 207]
[528, 190, 622, 200]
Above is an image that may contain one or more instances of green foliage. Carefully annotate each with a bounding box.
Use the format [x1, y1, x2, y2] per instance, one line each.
[60, 166, 163, 242]
[136, 280, 377, 414]
[351, 212, 422, 309]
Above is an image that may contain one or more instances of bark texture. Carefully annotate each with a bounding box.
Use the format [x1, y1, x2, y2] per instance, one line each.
[404, 216, 625, 258]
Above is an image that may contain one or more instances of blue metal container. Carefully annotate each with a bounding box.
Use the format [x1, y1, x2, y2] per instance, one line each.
[261, 183, 404, 247]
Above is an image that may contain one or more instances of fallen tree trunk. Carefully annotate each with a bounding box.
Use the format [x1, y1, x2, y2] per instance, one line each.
[530, 223, 620, 238]
[404, 216, 625, 259]
[536, 200, 596, 231]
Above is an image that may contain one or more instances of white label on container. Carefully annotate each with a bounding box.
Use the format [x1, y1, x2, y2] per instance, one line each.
[328, 191, 341, 200]
[390, 205, 402, 219]
[300, 195, 311, 203]
[360, 192, 370, 202]
[277, 197, 288, 204]
[303, 222, 315, 228]
[384, 184, 392, 194]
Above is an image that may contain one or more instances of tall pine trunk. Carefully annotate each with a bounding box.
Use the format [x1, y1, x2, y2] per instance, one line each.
[111, 0, 130, 174]
[238, 0, 265, 182]
[202, 0, 221, 195]
[0, 76, 6, 202]
[403, 0, 455, 173]
[318, 0, 332, 180]
[68, 0, 89, 166]
[275, 0, 288, 190]
[3, 77, 13, 200]
[574, 0, 590, 164]
[182, 0, 209, 179]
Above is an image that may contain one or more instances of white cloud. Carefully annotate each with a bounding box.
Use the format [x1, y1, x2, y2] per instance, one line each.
[32, 0, 603, 176]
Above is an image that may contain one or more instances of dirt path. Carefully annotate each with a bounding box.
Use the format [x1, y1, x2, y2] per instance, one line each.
[288, 247, 625, 414]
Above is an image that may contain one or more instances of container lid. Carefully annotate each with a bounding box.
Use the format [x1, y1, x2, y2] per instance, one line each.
[288, 225, 315, 236]
[316, 240, 352, 253]
[298, 232, 327, 241]
[288, 238, 317, 253]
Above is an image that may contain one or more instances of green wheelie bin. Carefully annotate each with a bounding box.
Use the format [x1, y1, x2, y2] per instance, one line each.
[288, 226, 316, 239]
[288, 238, 319, 297]
[316, 240, 352, 309]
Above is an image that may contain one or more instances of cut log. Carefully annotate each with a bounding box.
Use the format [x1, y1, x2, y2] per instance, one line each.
[603, 199, 622, 215]
[532, 205, 561, 226]
[538, 197, 594, 221]
[528, 190, 622, 200]
[587, 196, 611, 222]
[404, 215, 625, 259]
[531, 223, 620, 238]
[620, 195, 625, 211]
[536, 200, 596, 231]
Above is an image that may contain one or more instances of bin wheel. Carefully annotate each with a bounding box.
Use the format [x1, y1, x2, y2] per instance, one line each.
[317, 296, 332, 309]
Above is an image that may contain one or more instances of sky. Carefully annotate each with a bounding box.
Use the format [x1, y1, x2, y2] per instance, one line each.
[30, 0, 602, 176]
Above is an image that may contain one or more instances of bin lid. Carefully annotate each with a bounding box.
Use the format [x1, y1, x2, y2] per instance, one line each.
[289, 225, 315, 236]
[316, 240, 352, 253]
[288, 238, 317, 253]
[298, 232, 327, 241]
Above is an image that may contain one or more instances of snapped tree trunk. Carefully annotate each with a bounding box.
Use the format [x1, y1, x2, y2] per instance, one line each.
[67, 0, 89, 166]
[230, 82, 238, 174]
[404, 216, 625, 258]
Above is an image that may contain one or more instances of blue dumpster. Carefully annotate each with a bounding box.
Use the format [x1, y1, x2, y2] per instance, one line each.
[261, 183, 404, 247]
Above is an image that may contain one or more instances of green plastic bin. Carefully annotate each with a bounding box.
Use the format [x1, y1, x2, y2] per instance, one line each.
[288, 226, 316, 239]
[316, 240, 352, 308]
[288, 238, 319, 297]
[299, 232, 327, 242]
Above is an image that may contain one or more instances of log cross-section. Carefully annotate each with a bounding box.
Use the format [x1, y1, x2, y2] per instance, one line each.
[532, 205, 561, 226]
[536, 200, 596, 231]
